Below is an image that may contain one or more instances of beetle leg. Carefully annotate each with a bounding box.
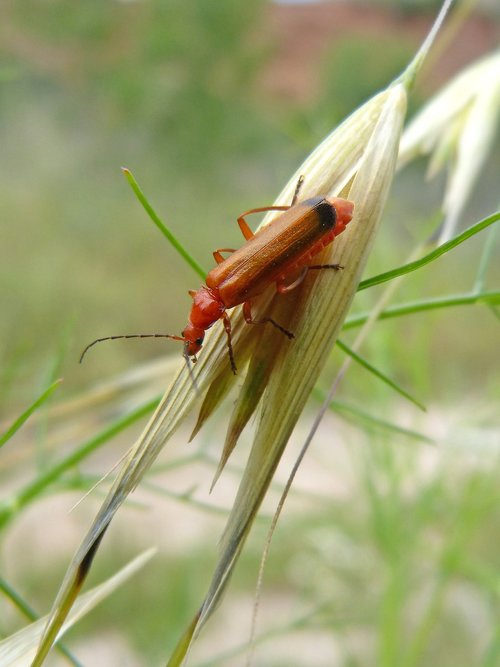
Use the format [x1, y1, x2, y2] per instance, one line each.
[213, 248, 236, 264]
[276, 267, 308, 294]
[237, 205, 290, 240]
[235, 175, 304, 240]
[277, 262, 343, 294]
[222, 313, 237, 374]
[242, 301, 294, 340]
[307, 263, 344, 271]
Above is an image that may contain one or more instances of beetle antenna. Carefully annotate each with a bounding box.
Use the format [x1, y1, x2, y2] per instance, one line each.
[291, 174, 305, 206]
[79, 333, 185, 363]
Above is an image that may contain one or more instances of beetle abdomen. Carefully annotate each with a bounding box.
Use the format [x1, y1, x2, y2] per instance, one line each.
[207, 197, 337, 308]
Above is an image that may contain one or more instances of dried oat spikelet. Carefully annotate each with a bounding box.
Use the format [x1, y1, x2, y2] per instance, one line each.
[196, 81, 408, 628]
[399, 49, 500, 243]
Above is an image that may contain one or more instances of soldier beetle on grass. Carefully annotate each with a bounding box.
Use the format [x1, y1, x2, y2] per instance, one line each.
[80, 177, 354, 374]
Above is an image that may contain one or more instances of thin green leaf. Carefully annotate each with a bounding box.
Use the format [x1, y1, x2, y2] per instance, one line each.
[474, 223, 499, 293]
[0, 379, 62, 448]
[0, 578, 82, 666]
[358, 211, 500, 292]
[313, 390, 434, 444]
[343, 290, 500, 330]
[122, 167, 206, 280]
[0, 549, 155, 667]
[336, 339, 426, 411]
[0, 396, 158, 528]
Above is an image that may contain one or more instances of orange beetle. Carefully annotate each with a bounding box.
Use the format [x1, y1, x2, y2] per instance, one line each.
[81, 181, 354, 372]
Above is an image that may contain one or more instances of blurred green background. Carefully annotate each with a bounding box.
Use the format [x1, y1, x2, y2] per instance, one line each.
[2, 0, 497, 401]
[1, 2, 499, 666]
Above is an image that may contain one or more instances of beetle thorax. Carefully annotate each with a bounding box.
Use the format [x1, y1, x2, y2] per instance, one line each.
[188, 286, 225, 330]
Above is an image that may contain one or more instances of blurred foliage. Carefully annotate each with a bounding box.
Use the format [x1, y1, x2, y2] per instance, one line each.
[313, 35, 415, 135]
[0, 0, 498, 402]
[1, 0, 432, 396]
[2, 0, 271, 174]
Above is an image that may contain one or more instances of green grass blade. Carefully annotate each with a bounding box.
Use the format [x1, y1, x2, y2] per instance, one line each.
[122, 167, 206, 280]
[0, 379, 62, 448]
[313, 391, 434, 444]
[343, 290, 500, 330]
[0, 578, 82, 666]
[0, 577, 39, 621]
[336, 339, 426, 411]
[0, 396, 158, 527]
[474, 223, 499, 293]
[3, 550, 155, 667]
[358, 211, 500, 292]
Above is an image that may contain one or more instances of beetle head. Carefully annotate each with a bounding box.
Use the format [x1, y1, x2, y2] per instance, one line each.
[182, 323, 205, 356]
